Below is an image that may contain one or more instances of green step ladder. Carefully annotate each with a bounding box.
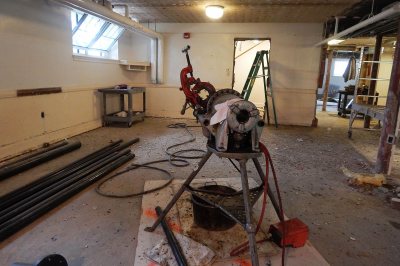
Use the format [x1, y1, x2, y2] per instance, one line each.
[241, 50, 278, 128]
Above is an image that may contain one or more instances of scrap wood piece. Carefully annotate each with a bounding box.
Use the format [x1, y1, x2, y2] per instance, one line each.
[145, 233, 215, 266]
[341, 166, 386, 187]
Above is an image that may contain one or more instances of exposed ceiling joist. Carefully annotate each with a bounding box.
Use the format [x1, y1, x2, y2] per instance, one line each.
[315, 2, 400, 46]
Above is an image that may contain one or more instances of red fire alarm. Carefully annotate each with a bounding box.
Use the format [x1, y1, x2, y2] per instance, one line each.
[183, 32, 190, 39]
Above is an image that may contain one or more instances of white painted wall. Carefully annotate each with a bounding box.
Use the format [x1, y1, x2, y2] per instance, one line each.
[0, 3, 323, 159]
[0, 0, 151, 159]
[146, 23, 322, 125]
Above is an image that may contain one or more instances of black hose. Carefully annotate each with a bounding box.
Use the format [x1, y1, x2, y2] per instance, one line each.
[95, 123, 203, 198]
[155, 206, 188, 266]
[96, 158, 186, 198]
[0, 140, 81, 180]
[0, 140, 124, 210]
[165, 123, 205, 166]
[0, 153, 134, 242]
[0, 150, 131, 224]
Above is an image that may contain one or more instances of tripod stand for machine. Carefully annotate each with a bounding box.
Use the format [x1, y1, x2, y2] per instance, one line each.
[145, 145, 270, 265]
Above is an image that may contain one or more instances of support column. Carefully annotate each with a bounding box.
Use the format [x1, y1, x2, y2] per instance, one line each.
[322, 49, 333, 112]
[365, 34, 383, 128]
[376, 25, 400, 174]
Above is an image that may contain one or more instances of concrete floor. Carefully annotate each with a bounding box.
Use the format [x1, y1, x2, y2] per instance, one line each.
[0, 112, 400, 265]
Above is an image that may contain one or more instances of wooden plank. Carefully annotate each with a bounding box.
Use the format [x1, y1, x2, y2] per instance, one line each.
[17, 87, 62, 97]
[322, 50, 333, 112]
[317, 47, 327, 89]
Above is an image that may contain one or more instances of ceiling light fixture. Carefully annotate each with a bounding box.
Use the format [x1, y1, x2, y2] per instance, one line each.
[205, 5, 224, 19]
[327, 39, 344, 45]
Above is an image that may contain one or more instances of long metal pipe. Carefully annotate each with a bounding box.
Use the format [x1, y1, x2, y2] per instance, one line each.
[0, 140, 122, 209]
[155, 206, 188, 266]
[0, 141, 81, 180]
[0, 153, 134, 242]
[0, 141, 68, 167]
[0, 138, 138, 210]
[51, 0, 164, 83]
[0, 150, 131, 224]
[315, 3, 400, 46]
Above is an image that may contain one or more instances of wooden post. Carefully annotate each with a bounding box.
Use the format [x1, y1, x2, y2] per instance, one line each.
[317, 47, 327, 88]
[322, 50, 333, 112]
[376, 25, 400, 174]
[364, 34, 383, 128]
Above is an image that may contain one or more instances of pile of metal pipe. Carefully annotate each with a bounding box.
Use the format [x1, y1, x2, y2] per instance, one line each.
[0, 140, 82, 181]
[0, 138, 138, 242]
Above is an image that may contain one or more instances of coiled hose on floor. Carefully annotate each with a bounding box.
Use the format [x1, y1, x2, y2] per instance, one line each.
[96, 123, 205, 198]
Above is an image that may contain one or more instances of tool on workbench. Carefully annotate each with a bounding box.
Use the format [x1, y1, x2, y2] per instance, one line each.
[145, 45, 308, 266]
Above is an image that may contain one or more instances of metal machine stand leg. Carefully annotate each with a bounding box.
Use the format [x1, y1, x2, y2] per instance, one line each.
[144, 151, 213, 232]
[239, 159, 259, 266]
[252, 158, 283, 222]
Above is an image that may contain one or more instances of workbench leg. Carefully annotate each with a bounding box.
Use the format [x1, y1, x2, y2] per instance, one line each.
[343, 94, 348, 117]
[127, 93, 133, 116]
[337, 93, 342, 113]
[120, 94, 125, 112]
[143, 91, 146, 113]
[102, 93, 107, 126]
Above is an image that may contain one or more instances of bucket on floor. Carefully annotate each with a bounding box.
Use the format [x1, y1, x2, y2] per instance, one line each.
[191, 184, 237, 231]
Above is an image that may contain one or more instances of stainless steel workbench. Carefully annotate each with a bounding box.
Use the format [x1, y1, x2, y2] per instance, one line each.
[98, 87, 145, 127]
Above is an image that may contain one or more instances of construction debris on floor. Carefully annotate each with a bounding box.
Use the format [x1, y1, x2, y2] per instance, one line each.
[135, 179, 328, 266]
[0, 115, 399, 266]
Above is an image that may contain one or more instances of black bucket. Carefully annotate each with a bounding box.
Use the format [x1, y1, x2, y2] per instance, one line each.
[191, 185, 237, 231]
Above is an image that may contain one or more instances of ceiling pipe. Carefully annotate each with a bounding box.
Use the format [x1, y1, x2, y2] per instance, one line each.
[334, 16, 346, 35]
[51, 0, 163, 83]
[315, 2, 400, 46]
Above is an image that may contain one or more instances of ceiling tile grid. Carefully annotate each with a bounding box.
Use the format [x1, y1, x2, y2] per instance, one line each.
[110, 0, 361, 23]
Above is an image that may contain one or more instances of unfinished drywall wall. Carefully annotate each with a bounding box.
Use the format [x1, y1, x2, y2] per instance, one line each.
[145, 23, 322, 125]
[376, 52, 393, 106]
[0, 0, 151, 159]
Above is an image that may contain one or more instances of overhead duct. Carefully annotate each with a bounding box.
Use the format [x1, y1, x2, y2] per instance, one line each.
[51, 0, 163, 83]
[315, 2, 400, 46]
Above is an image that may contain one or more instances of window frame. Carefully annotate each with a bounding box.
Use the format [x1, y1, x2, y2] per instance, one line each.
[70, 10, 125, 58]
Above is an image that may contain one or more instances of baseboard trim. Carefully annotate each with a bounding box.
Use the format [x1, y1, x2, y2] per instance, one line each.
[0, 120, 102, 161]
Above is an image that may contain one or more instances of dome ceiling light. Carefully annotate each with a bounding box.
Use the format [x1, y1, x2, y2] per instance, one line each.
[205, 5, 224, 19]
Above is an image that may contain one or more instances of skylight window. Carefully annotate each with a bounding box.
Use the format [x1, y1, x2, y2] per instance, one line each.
[70, 10, 125, 58]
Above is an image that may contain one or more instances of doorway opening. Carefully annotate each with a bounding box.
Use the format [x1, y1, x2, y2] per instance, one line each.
[232, 38, 271, 118]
